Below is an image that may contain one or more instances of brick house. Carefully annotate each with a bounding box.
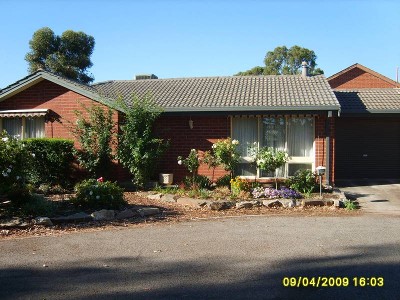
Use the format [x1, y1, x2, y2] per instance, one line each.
[0, 67, 340, 184]
[328, 63, 400, 179]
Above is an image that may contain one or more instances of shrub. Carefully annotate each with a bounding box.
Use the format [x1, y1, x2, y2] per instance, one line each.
[279, 187, 302, 199]
[344, 199, 357, 210]
[72, 178, 126, 209]
[0, 131, 32, 201]
[286, 169, 317, 196]
[230, 176, 251, 197]
[71, 103, 115, 178]
[115, 94, 168, 189]
[24, 138, 74, 187]
[183, 174, 212, 190]
[216, 174, 231, 187]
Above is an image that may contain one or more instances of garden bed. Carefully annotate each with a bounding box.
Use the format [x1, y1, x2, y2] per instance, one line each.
[0, 191, 359, 240]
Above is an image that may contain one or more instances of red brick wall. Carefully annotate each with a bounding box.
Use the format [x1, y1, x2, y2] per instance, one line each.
[0, 79, 125, 180]
[329, 67, 397, 89]
[315, 115, 335, 184]
[154, 115, 231, 183]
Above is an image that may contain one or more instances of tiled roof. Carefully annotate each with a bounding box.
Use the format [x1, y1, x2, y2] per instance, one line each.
[92, 75, 340, 112]
[334, 89, 400, 113]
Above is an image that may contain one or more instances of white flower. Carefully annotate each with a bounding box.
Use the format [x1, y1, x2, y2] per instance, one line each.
[212, 144, 217, 149]
[177, 160, 182, 165]
[1, 137, 9, 142]
[232, 139, 239, 145]
[31, 153, 36, 158]
[7, 168, 11, 173]
[191, 149, 196, 152]
[16, 176, 20, 180]
[96, 195, 100, 200]
[89, 190, 93, 195]
[2, 172, 8, 177]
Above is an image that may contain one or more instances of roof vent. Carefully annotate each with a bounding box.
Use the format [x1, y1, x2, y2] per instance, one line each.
[301, 61, 309, 77]
[135, 74, 158, 80]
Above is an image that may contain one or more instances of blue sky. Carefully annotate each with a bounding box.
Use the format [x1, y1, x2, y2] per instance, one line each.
[0, 0, 399, 88]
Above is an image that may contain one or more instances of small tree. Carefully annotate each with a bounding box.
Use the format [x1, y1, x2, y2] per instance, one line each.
[211, 138, 240, 179]
[72, 103, 115, 178]
[177, 149, 201, 189]
[115, 94, 168, 189]
[252, 147, 289, 189]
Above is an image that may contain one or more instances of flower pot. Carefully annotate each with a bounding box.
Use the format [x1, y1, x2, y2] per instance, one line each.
[159, 173, 173, 185]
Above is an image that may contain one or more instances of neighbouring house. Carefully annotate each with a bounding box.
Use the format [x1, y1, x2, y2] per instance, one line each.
[328, 63, 400, 179]
[0, 65, 340, 184]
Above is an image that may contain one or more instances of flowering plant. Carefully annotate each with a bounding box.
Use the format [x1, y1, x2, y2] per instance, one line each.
[73, 178, 125, 209]
[177, 149, 201, 189]
[252, 186, 301, 199]
[211, 138, 240, 179]
[251, 146, 288, 188]
[230, 176, 251, 197]
[0, 131, 32, 200]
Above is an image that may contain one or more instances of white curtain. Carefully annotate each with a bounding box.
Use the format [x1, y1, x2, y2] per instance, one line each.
[262, 117, 286, 150]
[3, 118, 22, 139]
[25, 117, 45, 138]
[232, 117, 258, 157]
[287, 117, 313, 157]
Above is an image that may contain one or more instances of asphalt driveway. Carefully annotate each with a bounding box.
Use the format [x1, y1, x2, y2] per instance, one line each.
[0, 215, 400, 299]
[336, 179, 400, 215]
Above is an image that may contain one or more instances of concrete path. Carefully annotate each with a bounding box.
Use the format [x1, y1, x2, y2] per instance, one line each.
[1, 215, 399, 299]
[336, 179, 400, 215]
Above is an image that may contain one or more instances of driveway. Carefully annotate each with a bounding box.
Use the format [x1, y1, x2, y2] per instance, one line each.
[0, 215, 399, 299]
[336, 179, 400, 215]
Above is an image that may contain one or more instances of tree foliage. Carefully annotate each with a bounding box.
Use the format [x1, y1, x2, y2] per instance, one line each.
[25, 27, 95, 84]
[72, 103, 115, 178]
[115, 94, 169, 189]
[235, 45, 324, 76]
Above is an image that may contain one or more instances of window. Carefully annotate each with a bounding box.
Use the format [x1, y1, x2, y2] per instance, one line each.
[1, 116, 45, 139]
[232, 116, 314, 178]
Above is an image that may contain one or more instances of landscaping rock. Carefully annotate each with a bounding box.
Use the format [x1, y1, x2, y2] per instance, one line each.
[334, 199, 344, 208]
[147, 193, 163, 200]
[91, 209, 115, 221]
[0, 218, 29, 228]
[176, 197, 208, 208]
[262, 200, 283, 208]
[302, 200, 325, 207]
[115, 209, 137, 220]
[210, 201, 232, 211]
[51, 212, 93, 224]
[138, 207, 160, 217]
[34, 217, 53, 226]
[281, 199, 297, 208]
[236, 201, 254, 209]
[160, 194, 177, 203]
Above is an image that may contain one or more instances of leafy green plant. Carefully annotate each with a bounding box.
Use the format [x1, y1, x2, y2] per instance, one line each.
[72, 178, 126, 210]
[24, 138, 74, 187]
[344, 199, 357, 210]
[115, 94, 168, 189]
[211, 138, 240, 179]
[230, 176, 251, 198]
[202, 150, 219, 182]
[178, 149, 201, 188]
[71, 103, 115, 178]
[183, 174, 212, 190]
[0, 131, 32, 201]
[286, 169, 317, 197]
[216, 174, 231, 187]
[251, 146, 288, 189]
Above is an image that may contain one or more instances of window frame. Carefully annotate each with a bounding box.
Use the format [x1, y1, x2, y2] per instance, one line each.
[231, 115, 315, 179]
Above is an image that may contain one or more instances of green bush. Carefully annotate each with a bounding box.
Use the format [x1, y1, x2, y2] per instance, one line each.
[24, 138, 74, 187]
[216, 174, 231, 187]
[0, 131, 31, 200]
[183, 174, 212, 190]
[286, 169, 317, 196]
[72, 179, 126, 209]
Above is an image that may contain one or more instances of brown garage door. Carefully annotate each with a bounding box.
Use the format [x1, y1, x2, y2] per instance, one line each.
[336, 117, 400, 179]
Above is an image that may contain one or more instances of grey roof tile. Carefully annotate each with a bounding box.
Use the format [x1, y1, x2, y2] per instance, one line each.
[92, 75, 340, 112]
[334, 89, 400, 113]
